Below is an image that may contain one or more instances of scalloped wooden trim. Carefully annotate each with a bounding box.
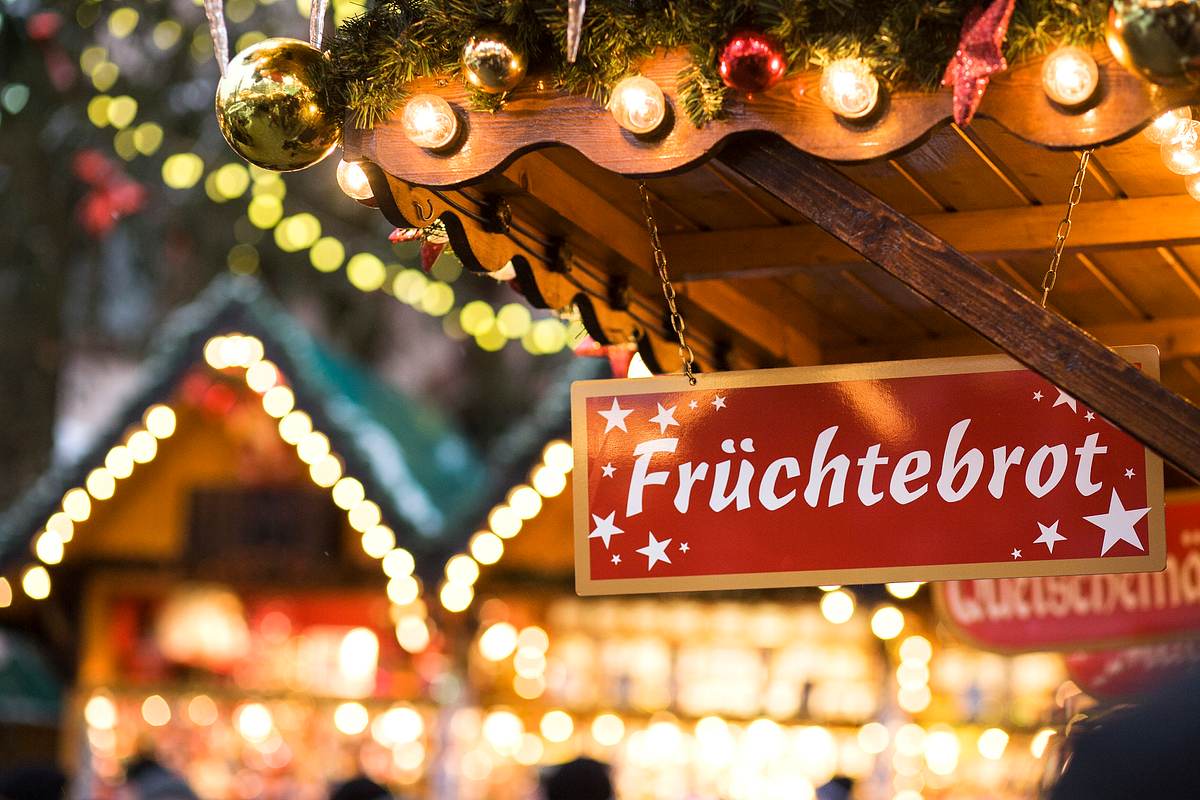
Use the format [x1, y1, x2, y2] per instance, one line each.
[344, 45, 1200, 189]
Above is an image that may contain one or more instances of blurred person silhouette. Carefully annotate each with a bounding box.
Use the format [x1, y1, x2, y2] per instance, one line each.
[1051, 668, 1200, 799]
[0, 765, 66, 800]
[540, 757, 614, 800]
[329, 776, 393, 800]
[124, 756, 198, 800]
[816, 775, 853, 800]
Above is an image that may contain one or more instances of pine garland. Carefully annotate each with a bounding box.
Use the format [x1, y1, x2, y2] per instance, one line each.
[327, 0, 1108, 130]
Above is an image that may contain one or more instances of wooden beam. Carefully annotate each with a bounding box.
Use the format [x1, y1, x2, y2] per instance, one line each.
[721, 136, 1200, 482]
[504, 153, 821, 366]
[664, 194, 1200, 281]
[827, 315, 1200, 364]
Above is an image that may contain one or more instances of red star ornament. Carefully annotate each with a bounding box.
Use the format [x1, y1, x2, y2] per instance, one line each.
[941, 0, 1017, 126]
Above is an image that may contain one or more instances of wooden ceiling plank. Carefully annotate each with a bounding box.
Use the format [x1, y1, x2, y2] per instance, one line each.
[890, 126, 1029, 212]
[1073, 253, 1152, 320]
[721, 137, 1200, 482]
[949, 123, 1040, 206]
[664, 194, 1200, 280]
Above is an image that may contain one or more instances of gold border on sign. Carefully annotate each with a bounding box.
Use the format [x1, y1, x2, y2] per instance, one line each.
[570, 346, 1166, 597]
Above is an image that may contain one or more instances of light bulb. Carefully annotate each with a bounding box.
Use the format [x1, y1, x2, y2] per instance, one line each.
[1186, 172, 1200, 201]
[1144, 107, 1192, 144]
[336, 159, 374, 200]
[820, 58, 879, 119]
[609, 75, 668, 135]
[1162, 120, 1200, 175]
[401, 94, 459, 150]
[1041, 46, 1098, 107]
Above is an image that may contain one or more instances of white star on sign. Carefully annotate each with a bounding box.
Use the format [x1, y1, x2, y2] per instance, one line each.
[679, 542, 689, 553]
[1084, 489, 1149, 556]
[1034, 520, 1067, 554]
[1033, 390, 1044, 402]
[611, 554, 621, 565]
[1125, 468, 1136, 479]
[1052, 388, 1078, 413]
[688, 399, 698, 410]
[589, 512, 624, 549]
[597, 397, 633, 433]
[636, 532, 673, 571]
[601, 462, 616, 478]
[1011, 548, 1022, 559]
[712, 395, 726, 410]
[649, 403, 679, 434]
[1085, 411, 1096, 422]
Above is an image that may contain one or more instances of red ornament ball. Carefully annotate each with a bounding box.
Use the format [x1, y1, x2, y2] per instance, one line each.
[718, 31, 787, 93]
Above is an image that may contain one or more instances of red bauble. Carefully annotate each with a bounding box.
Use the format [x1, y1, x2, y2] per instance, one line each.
[718, 31, 787, 93]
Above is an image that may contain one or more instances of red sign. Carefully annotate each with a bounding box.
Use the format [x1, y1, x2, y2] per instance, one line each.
[1066, 640, 1200, 697]
[571, 349, 1165, 595]
[935, 496, 1200, 651]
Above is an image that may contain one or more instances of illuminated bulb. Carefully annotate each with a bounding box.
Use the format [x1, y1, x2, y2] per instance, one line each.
[395, 614, 430, 653]
[203, 336, 227, 368]
[1144, 107, 1192, 144]
[309, 454, 342, 487]
[609, 75, 668, 135]
[507, 485, 542, 519]
[440, 581, 474, 613]
[382, 547, 416, 578]
[886, 581, 922, 599]
[628, 352, 653, 378]
[1186, 171, 1200, 201]
[531, 466, 567, 497]
[1162, 120, 1200, 175]
[395, 741, 426, 771]
[332, 477, 365, 510]
[542, 440, 574, 473]
[818, 584, 841, 591]
[871, 605, 905, 639]
[400, 95, 459, 151]
[515, 733, 544, 765]
[819, 589, 855, 624]
[1030, 727, 1056, 758]
[540, 710, 574, 743]
[104, 446, 134, 479]
[262, 386, 295, 418]
[46, 512, 74, 542]
[977, 727, 1009, 760]
[334, 701, 370, 735]
[144, 404, 177, 438]
[245, 360, 278, 393]
[336, 159, 374, 200]
[470, 531, 504, 565]
[34, 531, 64, 565]
[857, 722, 889, 755]
[479, 622, 519, 661]
[488, 505, 521, 539]
[899, 635, 933, 663]
[348, 499, 382, 532]
[21, 565, 50, 600]
[1041, 46, 1098, 107]
[445, 554, 480, 585]
[820, 58, 879, 119]
[296, 431, 331, 465]
[592, 713, 625, 746]
[898, 685, 932, 713]
[237, 703, 274, 743]
[897, 661, 930, 690]
[127, 430, 158, 463]
[188, 695, 219, 726]
[387, 575, 421, 606]
[924, 728, 961, 776]
[483, 710, 524, 753]
[373, 705, 424, 746]
[278, 410, 312, 445]
[85, 694, 117, 729]
[894, 723, 925, 757]
[62, 488, 92, 522]
[514, 673, 546, 699]
[86, 468, 116, 501]
[360, 525, 396, 558]
[142, 694, 172, 727]
[517, 626, 550, 652]
[0, 578, 11, 609]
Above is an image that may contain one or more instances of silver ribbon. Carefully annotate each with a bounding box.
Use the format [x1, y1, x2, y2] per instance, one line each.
[566, 0, 585, 62]
[309, 0, 330, 50]
[202, 0, 229, 75]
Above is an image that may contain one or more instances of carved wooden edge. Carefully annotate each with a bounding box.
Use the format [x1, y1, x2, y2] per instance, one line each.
[361, 163, 701, 376]
[344, 45, 1200, 189]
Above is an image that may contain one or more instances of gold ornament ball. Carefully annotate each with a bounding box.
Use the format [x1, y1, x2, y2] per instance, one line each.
[1106, 0, 1200, 86]
[461, 29, 527, 93]
[215, 37, 340, 172]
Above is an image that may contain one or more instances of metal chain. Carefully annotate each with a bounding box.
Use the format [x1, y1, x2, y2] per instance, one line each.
[638, 182, 697, 384]
[1040, 149, 1093, 308]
